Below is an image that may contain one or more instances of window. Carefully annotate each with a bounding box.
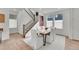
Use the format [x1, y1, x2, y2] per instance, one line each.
[46, 14, 63, 29]
[55, 14, 63, 29]
[48, 16, 53, 21]
[47, 16, 54, 28]
[55, 14, 63, 20]
[9, 14, 17, 28]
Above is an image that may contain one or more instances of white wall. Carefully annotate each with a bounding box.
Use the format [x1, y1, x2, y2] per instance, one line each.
[17, 9, 33, 35]
[9, 28, 18, 33]
[71, 9, 79, 40]
[63, 9, 72, 37]
[0, 23, 4, 38]
[0, 9, 10, 40]
[0, 32, 2, 39]
[44, 9, 72, 38]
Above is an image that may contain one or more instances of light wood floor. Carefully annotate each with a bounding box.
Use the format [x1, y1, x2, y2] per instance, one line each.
[0, 33, 79, 50]
[65, 37, 79, 50]
[0, 33, 32, 50]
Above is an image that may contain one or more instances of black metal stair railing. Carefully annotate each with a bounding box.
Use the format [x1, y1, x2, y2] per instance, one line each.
[29, 9, 34, 18]
[23, 8, 35, 21]
[23, 8, 38, 38]
[23, 20, 37, 38]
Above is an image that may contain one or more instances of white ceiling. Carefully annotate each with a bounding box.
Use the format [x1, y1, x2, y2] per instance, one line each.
[8, 8, 22, 14]
[6, 8, 66, 15]
[30, 8, 66, 14]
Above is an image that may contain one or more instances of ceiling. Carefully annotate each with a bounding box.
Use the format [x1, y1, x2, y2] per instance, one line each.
[30, 8, 66, 15]
[8, 8, 22, 14]
[2, 8, 66, 15]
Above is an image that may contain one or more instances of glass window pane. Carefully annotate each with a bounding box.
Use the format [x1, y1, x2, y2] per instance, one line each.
[55, 20, 63, 29]
[9, 14, 17, 19]
[47, 16, 53, 21]
[9, 19, 17, 28]
[55, 14, 63, 29]
[47, 16, 54, 28]
[55, 14, 63, 20]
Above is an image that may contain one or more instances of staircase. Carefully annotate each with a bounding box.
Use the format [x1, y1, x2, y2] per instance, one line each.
[23, 8, 38, 38]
